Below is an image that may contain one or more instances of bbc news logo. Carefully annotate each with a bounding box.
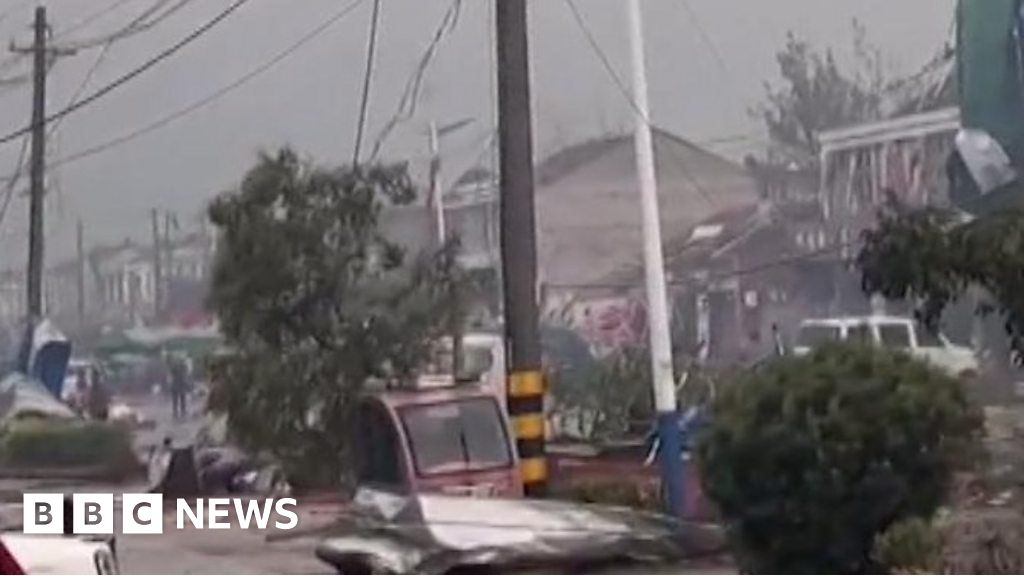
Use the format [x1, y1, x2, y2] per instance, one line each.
[23, 494, 299, 535]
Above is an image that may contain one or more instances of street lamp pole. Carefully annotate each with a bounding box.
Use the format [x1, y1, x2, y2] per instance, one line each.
[626, 0, 684, 517]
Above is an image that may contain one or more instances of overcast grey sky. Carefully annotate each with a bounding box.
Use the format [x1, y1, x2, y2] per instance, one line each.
[0, 0, 954, 266]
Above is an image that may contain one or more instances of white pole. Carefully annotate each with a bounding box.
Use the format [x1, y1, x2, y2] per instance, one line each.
[627, 0, 684, 517]
[428, 121, 446, 246]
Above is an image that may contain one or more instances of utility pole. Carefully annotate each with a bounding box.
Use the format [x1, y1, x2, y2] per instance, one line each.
[26, 6, 47, 320]
[76, 218, 85, 327]
[496, 0, 545, 496]
[428, 121, 445, 248]
[626, 0, 684, 517]
[163, 210, 176, 319]
[151, 209, 163, 318]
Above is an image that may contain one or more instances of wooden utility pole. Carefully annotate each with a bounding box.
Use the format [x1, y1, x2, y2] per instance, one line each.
[76, 219, 85, 327]
[151, 209, 163, 317]
[495, 0, 545, 496]
[26, 6, 47, 320]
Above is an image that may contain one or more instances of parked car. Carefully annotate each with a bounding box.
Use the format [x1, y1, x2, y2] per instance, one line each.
[793, 315, 979, 379]
[1, 534, 118, 574]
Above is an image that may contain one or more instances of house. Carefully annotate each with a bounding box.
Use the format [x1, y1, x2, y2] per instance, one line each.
[817, 106, 961, 314]
[535, 129, 808, 359]
[534, 129, 760, 291]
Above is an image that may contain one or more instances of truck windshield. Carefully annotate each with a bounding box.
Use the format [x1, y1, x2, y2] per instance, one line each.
[877, 323, 912, 349]
[797, 324, 840, 347]
[400, 398, 512, 477]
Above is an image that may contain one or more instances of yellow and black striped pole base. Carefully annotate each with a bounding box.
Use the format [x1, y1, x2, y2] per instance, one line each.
[508, 369, 547, 496]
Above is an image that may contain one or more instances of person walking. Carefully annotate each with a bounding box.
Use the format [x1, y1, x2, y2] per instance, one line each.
[87, 366, 110, 421]
[169, 355, 190, 420]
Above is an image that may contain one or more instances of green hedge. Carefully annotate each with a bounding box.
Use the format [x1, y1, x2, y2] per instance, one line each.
[0, 419, 140, 480]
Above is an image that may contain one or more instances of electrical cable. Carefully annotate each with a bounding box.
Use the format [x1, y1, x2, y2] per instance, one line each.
[54, 0, 194, 51]
[352, 0, 382, 166]
[545, 240, 852, 291]
[367, 0, 463, 163]
[562, 0, 718, 208]
[0, 0, 252, 147]
[0, 0, 368, 178]
[55, 0, 139, 39]
[0, 134, 30, 230]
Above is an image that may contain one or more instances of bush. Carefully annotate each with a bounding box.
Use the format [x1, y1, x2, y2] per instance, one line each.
[697, 344, 982, 573]
[0, 419, 139, 480]
[550, 347, 653, 440]
[873, 517, 943, 574]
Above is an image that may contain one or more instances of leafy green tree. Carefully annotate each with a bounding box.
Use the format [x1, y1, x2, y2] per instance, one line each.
[206, 149, 460, 488]
[698, 344, 981, 574]
[859, 207, 1024, 356]
[757, 23, 885, 163]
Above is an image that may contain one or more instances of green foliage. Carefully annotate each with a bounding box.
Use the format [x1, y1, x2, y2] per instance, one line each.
[0, 420, 138, 480]
[550, 347, 653, 440]
[757, 23, 885, 163]
[873, 517, 943, 574]
[859, 207, 1024, 356]
[206, 149, 461, 488]
[697, 344, 982, 574]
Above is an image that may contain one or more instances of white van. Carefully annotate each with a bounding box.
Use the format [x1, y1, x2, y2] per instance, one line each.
[793, 315, 979, 379]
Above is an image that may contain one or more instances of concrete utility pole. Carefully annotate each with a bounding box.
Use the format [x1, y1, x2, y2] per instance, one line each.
[428, 121, 445, 248]
[151, 209, 163, 317]
[626, 0, 684, 516]
[426, 117, 473, 247]
[26, 6, 47, 320]
[495, 0, 546, 496]
[76, 219, 85, 327]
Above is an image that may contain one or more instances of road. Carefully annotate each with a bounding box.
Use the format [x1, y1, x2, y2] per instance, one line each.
[117, 503, 337, 574]
[0, 392, 738, 574]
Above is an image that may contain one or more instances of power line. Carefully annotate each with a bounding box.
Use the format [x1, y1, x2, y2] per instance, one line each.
[674, 0, 729, 76]
[0, 0, 367, 177]
[49, 43, 113, 136]
[367, 0, 463, 163]
[352, 0, 382, 166]
[0, 134, 30, 230]
[545, 240, 852, 291]
[56, 0, 140, 39]
[562, 0, 718, 208]
[54, 0, 194, 51]
[0, 0, 251, 147]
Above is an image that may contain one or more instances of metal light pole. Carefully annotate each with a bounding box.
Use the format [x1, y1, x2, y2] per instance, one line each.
[626, 0, 684, 517]
[426, 118, 473, 247]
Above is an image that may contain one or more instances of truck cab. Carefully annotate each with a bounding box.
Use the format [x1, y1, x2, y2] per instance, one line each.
[794, 315, 979, 379]
[355, 376, 523, 499]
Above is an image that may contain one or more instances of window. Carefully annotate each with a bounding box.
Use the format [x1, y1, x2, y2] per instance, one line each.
[797, 325, 840, 347]
[877, 323, 912, 349]
[400, 398, 512, 477]
[847, 323, 872, 344]
[459, 344, 494, 382]
[915, 324, 943, 348]
[356, 403, 403, 487]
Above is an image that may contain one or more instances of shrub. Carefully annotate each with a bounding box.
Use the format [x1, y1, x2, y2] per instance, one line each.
[0, 419, 139, 480]
[697, 344, 982, 573]
[873, 517, 943, 573]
